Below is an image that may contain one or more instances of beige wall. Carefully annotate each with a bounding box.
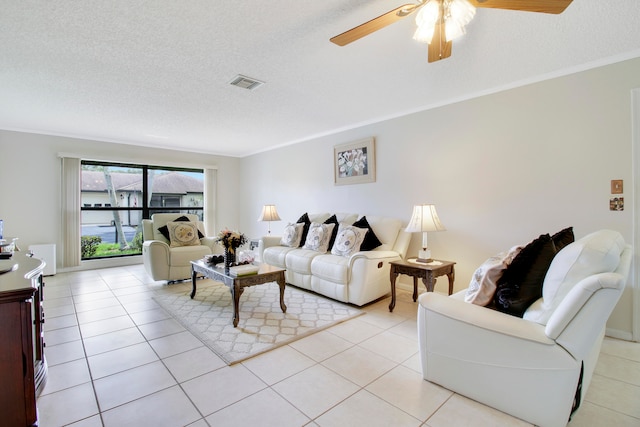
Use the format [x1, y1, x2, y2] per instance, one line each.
[239, 57, 640, 339]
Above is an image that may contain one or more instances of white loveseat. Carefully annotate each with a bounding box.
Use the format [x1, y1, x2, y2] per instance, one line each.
[259, 213, 410, 306]
[417, 229, 632, 427]
[142, 213, 219, 282]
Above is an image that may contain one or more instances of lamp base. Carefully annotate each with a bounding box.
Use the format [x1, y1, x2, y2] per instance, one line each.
[415, 249, 432, 263]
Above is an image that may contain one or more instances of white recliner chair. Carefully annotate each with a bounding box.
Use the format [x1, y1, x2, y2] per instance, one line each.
[417, 229, 632, 427]
[142, 213, 219, 282]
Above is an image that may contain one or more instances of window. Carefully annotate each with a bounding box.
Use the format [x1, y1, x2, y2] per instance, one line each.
[80, 161, 204, 260]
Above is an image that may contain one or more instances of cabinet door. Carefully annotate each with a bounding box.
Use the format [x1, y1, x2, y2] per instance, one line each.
[0, 301, 36, 426]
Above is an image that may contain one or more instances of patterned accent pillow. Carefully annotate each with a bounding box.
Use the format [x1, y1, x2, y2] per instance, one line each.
[158, 215, 204, 241]
[465, 245, 522, 306]
[303, 222, 336, 253]
[280, 223, 305, 247]
[166, 221, 201, 247]
[330, 224, 368, 257]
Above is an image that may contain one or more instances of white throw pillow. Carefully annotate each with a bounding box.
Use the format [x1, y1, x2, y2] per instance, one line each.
[303, 222, 336, 253]
[166, 221, 200, 247]
[331, 224, 368, 257]
[465, 245, 522, 306]
[280, 223, 305, 248]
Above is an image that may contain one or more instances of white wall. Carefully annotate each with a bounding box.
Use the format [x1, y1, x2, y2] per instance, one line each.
[239, 57, 640, 338]
[0, 131, 241, 268]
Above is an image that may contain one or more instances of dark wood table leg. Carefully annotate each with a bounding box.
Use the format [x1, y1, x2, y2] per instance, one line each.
[277, 273, 287, 313]
[447, 267, 455, 295]
[232, 281, 244, 328]
[190, 267, 198, 299]
[422, 271, 435, 293]
[412, 277, 418, 302]
[389, 266, 399, 312]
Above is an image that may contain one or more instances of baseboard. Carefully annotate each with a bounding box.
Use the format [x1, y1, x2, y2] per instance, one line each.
[59, 255, 142, 273]
[605, 327, 635, 342]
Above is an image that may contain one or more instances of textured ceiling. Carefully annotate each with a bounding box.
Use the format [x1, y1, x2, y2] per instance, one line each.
[1, 1, 640, 157]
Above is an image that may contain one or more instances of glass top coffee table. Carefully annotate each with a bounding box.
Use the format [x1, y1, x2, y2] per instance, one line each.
[190, 260, 286, 327]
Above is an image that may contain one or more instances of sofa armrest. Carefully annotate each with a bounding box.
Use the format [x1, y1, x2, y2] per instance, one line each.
[349, 250, 400, 261]
[258, 236, 281, 261]
[419, 292, 553, 345]
[348, 250, 401, 271]
[260, 235, 282, 248]
[142, 240, 171, 281]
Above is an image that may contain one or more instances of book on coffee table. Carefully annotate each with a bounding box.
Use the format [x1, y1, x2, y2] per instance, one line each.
[229, 264, 260, 277]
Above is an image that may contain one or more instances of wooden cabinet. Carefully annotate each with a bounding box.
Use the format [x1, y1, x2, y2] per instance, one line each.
[0, 254, 47, 427]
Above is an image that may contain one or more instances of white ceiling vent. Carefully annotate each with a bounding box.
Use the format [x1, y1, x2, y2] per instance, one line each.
[229, 75, 265, 91]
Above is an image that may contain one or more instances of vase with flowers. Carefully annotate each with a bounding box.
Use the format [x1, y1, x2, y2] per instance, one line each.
[215, 228, 247, 273]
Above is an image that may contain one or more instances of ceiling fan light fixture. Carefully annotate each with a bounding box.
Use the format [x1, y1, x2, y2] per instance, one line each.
[413, 1, 440, 43]
[413, 0, 475, 44]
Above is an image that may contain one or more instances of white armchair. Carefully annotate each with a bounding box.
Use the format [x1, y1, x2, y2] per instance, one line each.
[142, 213, 219, 282]
[417, 230, 632, 427]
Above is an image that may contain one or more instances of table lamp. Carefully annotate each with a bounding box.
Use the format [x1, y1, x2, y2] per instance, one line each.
[257, 205, 281, 234]
[405, 204, 446, 263]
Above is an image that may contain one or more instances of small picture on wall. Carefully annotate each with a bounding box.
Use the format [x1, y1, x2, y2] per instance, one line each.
[610, 197, 624, 211]
[334, 137, 376, 186]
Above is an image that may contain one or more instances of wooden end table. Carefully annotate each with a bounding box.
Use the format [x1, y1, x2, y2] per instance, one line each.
[388, 259, 455, 312]
[190, 260, 286, 327]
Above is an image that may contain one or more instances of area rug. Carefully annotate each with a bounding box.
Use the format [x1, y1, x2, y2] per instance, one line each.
[152, 279, 364, 365]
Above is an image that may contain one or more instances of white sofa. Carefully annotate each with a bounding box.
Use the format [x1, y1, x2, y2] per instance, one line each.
[417, 229, 632, 427]
[259, 213, 410, 306]
[142, 213, 219, 282]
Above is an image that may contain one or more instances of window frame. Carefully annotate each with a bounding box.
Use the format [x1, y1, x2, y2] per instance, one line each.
[80, 160, 204, 260]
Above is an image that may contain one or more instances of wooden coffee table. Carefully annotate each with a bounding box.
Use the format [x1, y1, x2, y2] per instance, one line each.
[190, 260, 286, 327]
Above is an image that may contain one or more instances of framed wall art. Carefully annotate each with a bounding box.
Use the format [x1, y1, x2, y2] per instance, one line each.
[334, 137, 376, 185]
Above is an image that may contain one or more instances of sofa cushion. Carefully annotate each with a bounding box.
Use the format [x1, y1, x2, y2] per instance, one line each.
[331, 224, 368, 257]
[352, 216, 382, 251]
[310, 254, 350, 285]
[263, 245, 295, 268]
[494, 234, 557, 317]
[524, 229, 625, 324]
[281, 223, 305, 247]
[308, 213, 332, 223]
[362, 216, 403, 251]
[334, 213, 359, 224]
[166, 221, 201, 247]
[285, 248, 322, 274]
[169, 245, 212, 265]
[158, 215, 204, 240]
[465, 245, 521, 306]
[303, 222, 336, 253]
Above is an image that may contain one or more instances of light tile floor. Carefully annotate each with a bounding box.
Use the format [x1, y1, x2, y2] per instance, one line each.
[37, 265, 640, 427]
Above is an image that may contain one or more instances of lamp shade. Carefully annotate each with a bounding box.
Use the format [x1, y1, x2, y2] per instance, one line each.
[405, 204, 446, 233]
[257, 205, 281, 222]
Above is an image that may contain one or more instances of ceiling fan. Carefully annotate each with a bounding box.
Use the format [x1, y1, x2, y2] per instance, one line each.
[330, 0, 573, 63]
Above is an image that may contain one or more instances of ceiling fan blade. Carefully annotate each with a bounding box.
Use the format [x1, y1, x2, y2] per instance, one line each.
[427, 21, 452, 63]
[468, 0, 573, 14]
[330, 4, 420, 46]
